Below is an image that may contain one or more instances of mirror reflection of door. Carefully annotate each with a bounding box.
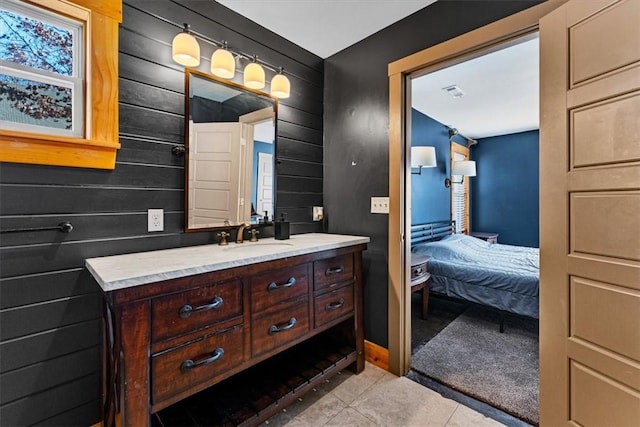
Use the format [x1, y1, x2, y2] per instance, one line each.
[257, 152, 273, 219]
[189, 121, 243, 228]
[240, 108, 275, 223]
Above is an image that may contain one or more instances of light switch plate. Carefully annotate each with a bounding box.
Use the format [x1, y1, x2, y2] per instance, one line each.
[370, 197, 389, 214]
[148, 209, 164, 232]
[312, 206, 324, 221]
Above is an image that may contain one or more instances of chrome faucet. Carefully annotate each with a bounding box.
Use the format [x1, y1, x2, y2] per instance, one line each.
[235, 223, 250, 243]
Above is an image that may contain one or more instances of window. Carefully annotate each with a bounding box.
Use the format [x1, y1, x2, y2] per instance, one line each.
[451, 143, 470, 234]
[1, 0, 84, 137]
[0, 0, 121, 169]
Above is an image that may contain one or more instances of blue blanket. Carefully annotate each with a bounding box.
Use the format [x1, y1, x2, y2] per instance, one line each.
[412, 234, 539, 318]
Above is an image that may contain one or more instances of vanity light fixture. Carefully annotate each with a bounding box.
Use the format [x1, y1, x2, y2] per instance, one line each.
[270, 67, 291, 99]
[445, 160, 476, 187]
[210, 41, 235, 79]
[172, 24, 200, 67]
[411, 146, 437, 175]
[171, 23, 293, 97]
[244, 55, 266, 89]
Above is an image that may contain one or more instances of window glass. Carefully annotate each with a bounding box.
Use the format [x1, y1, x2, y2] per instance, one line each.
[0, 1, 83, 137]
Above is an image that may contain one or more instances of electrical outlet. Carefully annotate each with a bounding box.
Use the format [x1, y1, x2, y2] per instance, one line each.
[148, 209, 164, 232]
[370, 197, 389, 214]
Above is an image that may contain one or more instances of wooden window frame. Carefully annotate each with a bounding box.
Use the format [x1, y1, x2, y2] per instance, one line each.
[450, 142, 470, 234]
[0, 0, 122, 169]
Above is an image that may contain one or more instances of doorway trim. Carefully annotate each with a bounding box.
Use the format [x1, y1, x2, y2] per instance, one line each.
[386, 0, 568, 376]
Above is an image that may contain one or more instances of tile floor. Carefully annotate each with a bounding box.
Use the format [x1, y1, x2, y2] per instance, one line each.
[262, 362, 505, 427]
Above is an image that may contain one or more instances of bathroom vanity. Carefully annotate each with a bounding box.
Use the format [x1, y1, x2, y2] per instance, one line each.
[86, 233, 368, 426]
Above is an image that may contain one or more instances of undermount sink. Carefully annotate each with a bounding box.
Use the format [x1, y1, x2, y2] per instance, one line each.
[222, 242, 294, 251]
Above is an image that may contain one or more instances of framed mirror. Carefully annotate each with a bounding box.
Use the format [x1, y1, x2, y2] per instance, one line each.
[185, 69, 277, 232]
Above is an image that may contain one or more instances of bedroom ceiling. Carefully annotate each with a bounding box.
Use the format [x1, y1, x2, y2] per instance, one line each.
[411, 36, 540, 139]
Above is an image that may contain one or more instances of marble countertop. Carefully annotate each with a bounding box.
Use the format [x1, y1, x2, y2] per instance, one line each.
[86, 233, 369, 292]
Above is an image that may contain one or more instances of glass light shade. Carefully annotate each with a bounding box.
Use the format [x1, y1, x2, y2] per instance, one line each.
[172, 32, 200, 67]
[244, 62, 265, 89]
[211, 48, 235, 79]
[452, 160, 476, 176]
[270, 73, 291, 98]
[411, 146, 437, 168]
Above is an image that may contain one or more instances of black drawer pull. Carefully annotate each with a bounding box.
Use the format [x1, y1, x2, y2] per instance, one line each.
[414, 267, 423, 275]
[325, 298, 345, 311]
[268, 317, 297, 335]
[325, 266, 344, 276]
[179, 296, 223, 319]
[180, 347, 224, 373]
[267, 277, 296, 292]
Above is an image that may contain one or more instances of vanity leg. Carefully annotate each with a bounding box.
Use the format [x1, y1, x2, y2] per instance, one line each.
[354, 251, 365, 374]
[119, 301, 151, 427]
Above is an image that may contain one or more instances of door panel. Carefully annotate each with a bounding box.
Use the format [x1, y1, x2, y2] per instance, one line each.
[571, 362, 640, 426]
[572, 92, 640, 167]
[570, 277, 640, 360]
[569, 0, 640, 85]
[540, 0, 640, 424]
[570, 192, 640, 260]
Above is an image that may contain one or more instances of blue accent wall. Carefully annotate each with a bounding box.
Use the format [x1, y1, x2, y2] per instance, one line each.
[411, 109, 451, 225]
[471, 130, 539, 247]
[252, 140, 274, 212]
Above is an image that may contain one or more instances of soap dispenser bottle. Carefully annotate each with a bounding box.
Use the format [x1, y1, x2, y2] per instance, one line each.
[275, 213, 290, 240]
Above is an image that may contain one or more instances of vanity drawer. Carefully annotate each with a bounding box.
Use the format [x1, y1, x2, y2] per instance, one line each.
[250, 264, 309, 313]
[314, 254, 353, 291]
[314, 284, 354, 328]
[151, 278, 242, 342]
[252, 298, 310, 356]
[151, 324, 244, 403]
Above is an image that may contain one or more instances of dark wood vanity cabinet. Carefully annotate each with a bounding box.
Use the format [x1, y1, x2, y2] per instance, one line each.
[102, 244, 366, 427]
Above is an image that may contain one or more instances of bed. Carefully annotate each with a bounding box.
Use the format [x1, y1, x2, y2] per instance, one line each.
[411, 221, 539, 326]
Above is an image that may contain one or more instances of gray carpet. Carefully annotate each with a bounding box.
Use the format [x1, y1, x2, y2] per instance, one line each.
[411, 307, 539, 425]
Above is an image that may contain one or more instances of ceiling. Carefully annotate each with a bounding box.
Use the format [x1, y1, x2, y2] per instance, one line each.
[217, 0, 437, 59]
[217, 1, 538, 139]
[412, 36, 539, 139]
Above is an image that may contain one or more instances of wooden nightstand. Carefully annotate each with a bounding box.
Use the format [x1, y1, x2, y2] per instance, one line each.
[470, 231, 499, 244]
[411, 254, 431, 319]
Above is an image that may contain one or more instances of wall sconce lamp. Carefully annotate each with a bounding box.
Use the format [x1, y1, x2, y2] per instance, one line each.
[271, 67, 291, 99]
[172, 24, 200, 67]
[411, 146, 437, 175]
[210, 41, 235, 79]
[244, 55, 266, 89]
[172, 23, 292, 99]
[445, 160, 476, 187]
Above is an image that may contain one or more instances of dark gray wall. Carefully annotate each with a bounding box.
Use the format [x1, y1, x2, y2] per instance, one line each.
[0, 1, 322, 424]
[324, 0, 543, 347]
